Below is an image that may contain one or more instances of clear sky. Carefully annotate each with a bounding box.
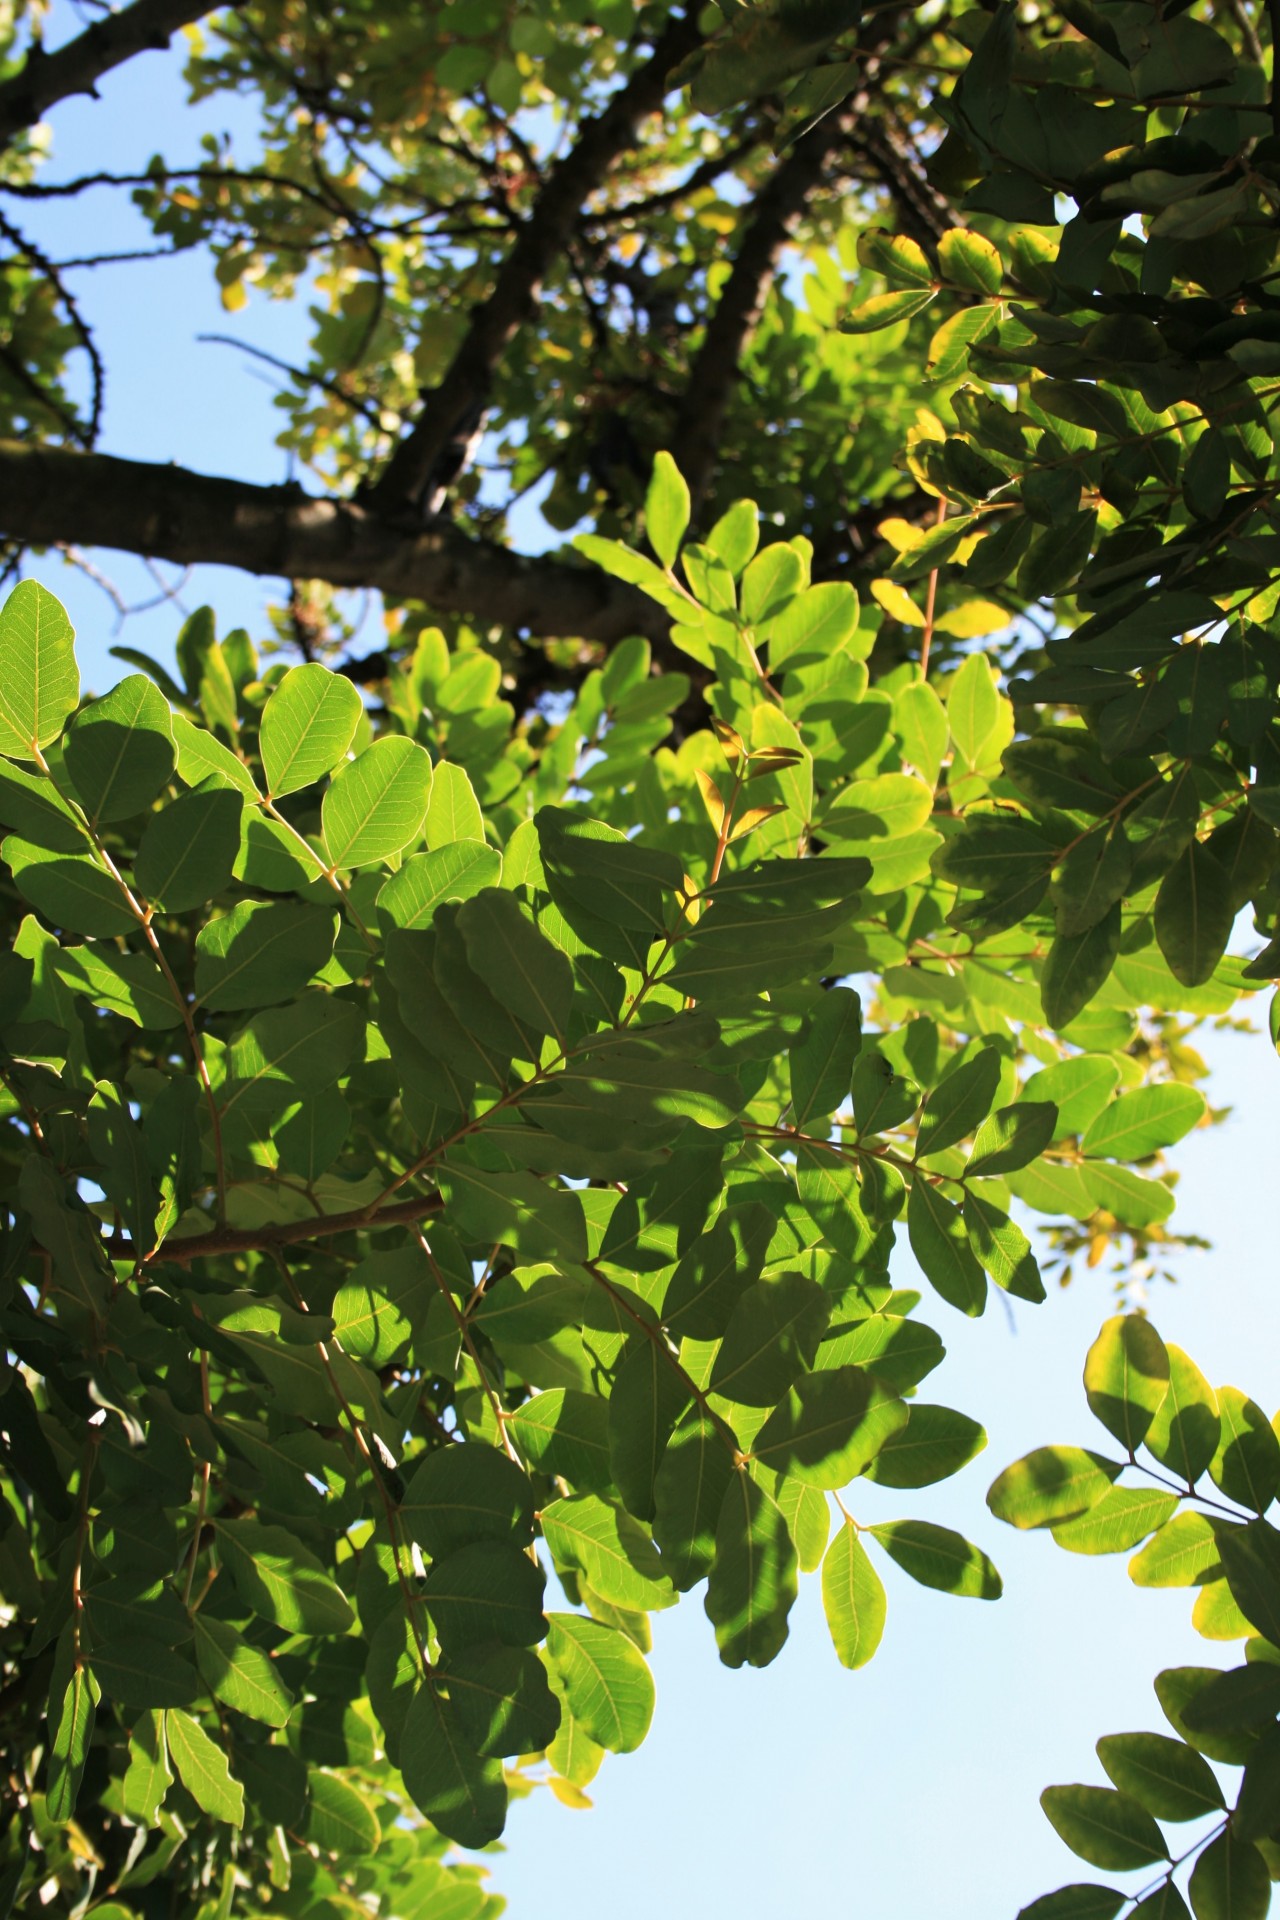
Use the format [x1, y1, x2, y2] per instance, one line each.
[14, 13, 1280, 1915]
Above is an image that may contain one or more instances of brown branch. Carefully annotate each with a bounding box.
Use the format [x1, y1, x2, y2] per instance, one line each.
[0, 0, 241, 151]
[366, 6, 705, 513]
[93, 1189, 444, 1269]
[664, 108, 856, 524]
[0, 438, 672, 647]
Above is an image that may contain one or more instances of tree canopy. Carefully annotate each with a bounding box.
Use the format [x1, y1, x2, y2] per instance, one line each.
[2, 1, 1280, 1916]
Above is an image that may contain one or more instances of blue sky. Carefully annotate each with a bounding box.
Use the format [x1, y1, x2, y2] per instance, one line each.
[13, 11, 1280, 1914]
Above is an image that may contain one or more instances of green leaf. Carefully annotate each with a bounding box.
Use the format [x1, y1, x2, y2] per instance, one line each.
[894, 679, 949, 787]
[917, 1047, 1001, 1157]
[331, 1276, 410, 1366]
[425, 758, 485, 848]
[445, 1642, 561, 1757]
[1145, 1345, 1219, 1485]
[1041, 906, 1123, 1030]
[511, 1389, 612, 1494]
[457, 887, 574, 1040]
[1051, 1486, 1180, 1555]
[63, 675, 175, 823]
[544, 1613, 654, 1753]
[645, 451, 690, 568]
[170, 711, 260, 796]
[53, 943, 181, 1028]
[164, 1709, 244, 1827]
[1023, 1056, 1121, 1138]
[652, 1407, 737, 1590]
[540, 1494, 676, 1612]
[134, 782, 243, 910]
[1129, 1512, 1222, 1589]
[121, 1710, 171, 1826]
[1155, 843, 1234, 988]
[1207, 1387, 1280, 1513]
[968, 1100, 1057, 1175]
[664, 1202, 774, 1340]
[948, 652, 1002, 769]
[988, 1446, 1123, 1530]
[321, 734, 432, 868]
[46, 1629, 100, 1821]
[378, 839, 501, 928]
[907, 1180, 987, 1317]
[1156, 1668, 1259, 1766]
[214, 1519, 355, 1633]
[1018, 1891, 1126, 1919]
[1215, 1521, 1280, 1649]
[822, 772, 933, 841]
[1052, 831, 1133, 938]
[963, 1192, 1046, 1302]
[857, 227, 935, 287]
[194, 899, 337, 1011]
[401, 1681, 507, 1847]
[1187, 1831, 1271, 1920]
[709, 1272, 829, 1405]
[0, 581, 78, 760]
[305, 1768, 382, 1856]
[1096, 1732, 1224, 1822]
[1084, 1315, 1171, 1453]
[89, 1637, 199, 1709]
[1040, 1784, 1169, 1871]
[752, 1366, 908, 1489]
[705, 1470, 798, 1669]
[868, 1519, 1002, 1599]
[192, 1613, 294, 1728]
[789, 984, 862, 1127]
[937, 227, 1003, 295]
[1082, 1086, 1205, 1162]
[706, 497, 760, 575]
[423, 1538, 546, 1653]
[259, 663, 362, 797]
[437, 1162, 588, 1264]
[822, 1521, 887, 1670]
[5, 836, 136, 935]
[608, 1336, 690, 1521]
[400, 1443, 535, 1558]
[1182, 1664, 1280, 1734]
[840, 286, 937, 333]
[864, 1403, 986, 1489]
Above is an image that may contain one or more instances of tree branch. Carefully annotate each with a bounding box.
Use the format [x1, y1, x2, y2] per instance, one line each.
[97, 1189, 445, 1269]
[664, 109, 855, 524]
[0, 0, 239, 151]
[366, 5, 704, 513]
[0, 437, 671, 646]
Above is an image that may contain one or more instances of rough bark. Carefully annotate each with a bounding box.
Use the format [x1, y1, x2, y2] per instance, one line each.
[664, 109, 855, 523]
[0, 439, 670, 646]
[366, 5, 704, 512]
[0, 0, 235, 150]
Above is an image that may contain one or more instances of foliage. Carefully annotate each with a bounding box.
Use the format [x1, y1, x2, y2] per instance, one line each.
[1, 0, 1280, 1916]
[996, 1313, 1280, 1917]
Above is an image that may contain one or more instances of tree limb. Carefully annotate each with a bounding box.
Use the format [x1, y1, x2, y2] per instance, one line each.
[664, 109, 855, 524]
[366, 5, 704, 513]
[0, 0, 239, 151]
[91, 1190, 445, 1269]
[0, 437, 671, 646]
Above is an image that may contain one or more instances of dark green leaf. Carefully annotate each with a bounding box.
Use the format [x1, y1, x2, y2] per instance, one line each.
[868, 1519, 1002, 1599]
[704, 1470, 798, 1669]
[1040, 1784, 1169, 1871]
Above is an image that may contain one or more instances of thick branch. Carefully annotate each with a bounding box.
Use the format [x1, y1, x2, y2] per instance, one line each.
[367, 5, 704, 512]
[100, 1190, 444, 1268]
[665, 109, 855, 522]
[0, 0, 236, 150]
[0, 438, 670, 646]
